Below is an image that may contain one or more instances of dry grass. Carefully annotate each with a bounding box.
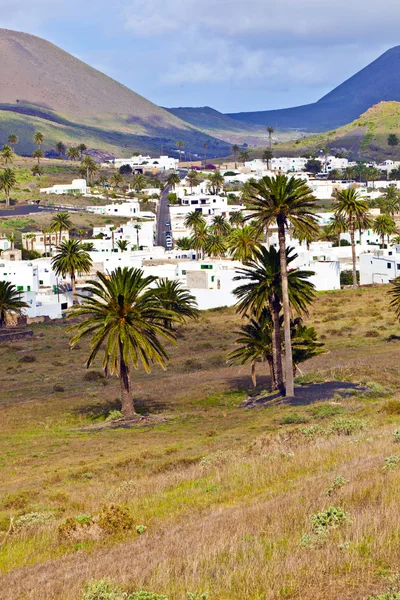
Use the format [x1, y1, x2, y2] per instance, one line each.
[1, 287, 400, 599]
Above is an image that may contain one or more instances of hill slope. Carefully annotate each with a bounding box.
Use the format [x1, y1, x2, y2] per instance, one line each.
[228, 46, 400, 132]
[0, 29, 229, 157]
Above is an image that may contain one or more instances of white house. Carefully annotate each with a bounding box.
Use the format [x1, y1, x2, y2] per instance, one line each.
[40, 179, 87, 195]
[87, 200, 143, 218]
[22, 230, 69, 254]
[105, 155, 178, 172]
[359, 248, 400, 285]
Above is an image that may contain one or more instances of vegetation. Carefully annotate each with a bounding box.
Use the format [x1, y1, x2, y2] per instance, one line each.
[0, 281, 29, 327]
[51, 239, 92, 299]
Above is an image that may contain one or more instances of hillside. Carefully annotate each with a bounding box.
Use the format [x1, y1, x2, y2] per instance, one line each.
[258, 102, 400, 161]
[228, 45, 400, 132]
[0, 29, 229, 157]
[1, 287, 400, 599]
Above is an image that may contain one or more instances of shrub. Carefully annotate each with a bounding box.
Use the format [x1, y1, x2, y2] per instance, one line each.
[98, 504, 133, 534]
[129, 593, 169, 600]
[394, 430, 400, 443]
[105, 410, 123, 422]
[382, 400, 400, 414]
[326, 476, 349, 497]
[84, 371, 106, 382]
[328, 417, 366, 435]
[383, 455, 400, 471]
[14, 511, 54, 531]
[53, 384, 65, 393]
[340, 269, 359, 285]
[311, 404, 344, 419]
[19, 354, 36, 363]
[136, 525, 147, 534]
[82, 580, 126, 600]
[280, 412, 309, 425]
[365, 329, 380, 338]
[310, 506, 349, 534]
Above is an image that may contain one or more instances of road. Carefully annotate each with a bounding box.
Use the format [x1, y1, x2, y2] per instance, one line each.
[156, 185, 172, 248]
[0, 204, 87, 217]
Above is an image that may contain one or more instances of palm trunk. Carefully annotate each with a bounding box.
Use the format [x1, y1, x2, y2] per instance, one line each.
[71, 270, 77, 304]
[350, 217, 357, 288]
[119, 341, 136, 419]
[278, 221, 294, 397]
[266, 226, 270, 248]
[359, 227, 362, 246]
[381, 234, 384, 249]
[271, 296, 284, 393]
[251, 363, 257, 387]
[136, 231, 139, 250]
[6, 191, 9, 208]
[267, 357, 276, 392]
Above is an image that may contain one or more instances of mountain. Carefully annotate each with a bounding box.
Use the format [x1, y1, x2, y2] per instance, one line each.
[227, 46, 400, 132]
[252, 102, 400, 161]
[0, 29, 230, 157]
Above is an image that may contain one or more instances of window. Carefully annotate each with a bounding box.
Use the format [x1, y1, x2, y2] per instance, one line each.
[182, 270, 187, 275]
[39, 280, 43, 285]
[397, 265, 400, 270]
[17, 285, 23, 291]
[27, 286, 31, 291]
[201, 264, 213, 270]
[388, 263, 392, 269]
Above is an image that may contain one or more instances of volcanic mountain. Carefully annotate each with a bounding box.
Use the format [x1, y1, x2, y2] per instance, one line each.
[0, 28, 229, 157]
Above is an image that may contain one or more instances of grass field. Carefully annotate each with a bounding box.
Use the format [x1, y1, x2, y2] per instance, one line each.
[1, 286, 400, 599]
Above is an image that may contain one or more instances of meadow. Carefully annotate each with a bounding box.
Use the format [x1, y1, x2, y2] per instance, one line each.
[1, 286, 400, 599]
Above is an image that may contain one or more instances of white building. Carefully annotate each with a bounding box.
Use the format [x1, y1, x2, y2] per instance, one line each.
[87, 200, 145, 218]
[105, 155, 178, 172]
[40, 179, 87, 195]
[22, 231, 69, 254]
[359, 248, 400, 285]
[91, 219, 156, 250]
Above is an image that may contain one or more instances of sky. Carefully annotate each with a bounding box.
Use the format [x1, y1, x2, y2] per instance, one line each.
[0, 0, 399, 113]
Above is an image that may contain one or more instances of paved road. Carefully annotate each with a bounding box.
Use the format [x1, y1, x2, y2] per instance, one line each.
[0, 204, 86, 217]
[156, 185, 172, 248]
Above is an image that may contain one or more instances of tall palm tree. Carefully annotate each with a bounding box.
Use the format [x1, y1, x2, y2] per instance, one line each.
[33, 149, 44, 165]
[232, 144, 240, 169]
[380, 187, 400, 216]
[207, 170, 224, 194]
[211, 215, 230, 236]
[31, 164, 42, 177]
[267, 126, 274, 149]
[184, 210, 206, 232]
[33, 131, 44, 149]
[78, 143, 87, 157]
[167, 172, 180, 189]
[153, 279, 199, 329]
[132, 173, 147, 193]
[204, 232, 227, 258]
[176, 140, 184, 163]
[51, 212, 72, 246]
[0, 168, 17, 208]
[0, 282, 29, 327]
[186, 171, 200, 193]
[110, 173, 124, 189]
[229, 211, 245, 228]
[51, 240, 92, 301]
[327, 213, 349, 247]
[116, 239, 129, 253]
[245, 176, 318, 396]
[56, 142, 66, 158]
[233, 245, 315, 394]
[263, 149, 273, 169]
[69, 267, 175, 419]
[7, 134, 18, 152]
[1, 145, 14, 165]
[238, 150, 250, 165]
[291, 318, 325, 378]
[373, 214, 396, 247]
[175, 237, 192, 250]
[354, 212, 373, 246]
[334, 189, 368, 288]
[190, 222, 208, 259]
[67, 147, 80, 161]
[229, 308, 276, 388]
[134, 224, 142, 249]
[228, 225, 263, 263]
[81, 156, 98, 184]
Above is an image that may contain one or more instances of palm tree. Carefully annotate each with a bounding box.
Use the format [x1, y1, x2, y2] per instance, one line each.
[154, 279, 199, 329]
[380, 187, 400, 216]
[327, 213, 349, 247]
[211, 215, 230, 236]
[69, 267, 175, 419]
[391, 235, 400, 245]
[175, 237, 192, 250]
[373, 214, 396, 247]
[51, 240, 92, 301]
[292, 225, 321, 250]
[263, 149, 273, 169]
[228, 225, 263, 262]
[190, 222, 208, 259]
[354, 212, 373, 246]
[204, 232, 227, 258]
[0, 168, 16, 208]
[184, 210, 206, 232]
[334, 189, 369, 287]
[267, 126, 274, 149]
[116, 239, 129, 252]
[132, 173, 147, 193]
[232, 144, 240, 169]
[110, 173, 124, 189]
[388, 133, 399, 154]
[8, 232, 15, 250]
[25, 233, 36, 251]
[229, 211, 245, 228]
[31, 164, 42, 177]
[134, 224, 142, 250]
[229, 308, 276, 388]
[176, 140, 184, 163]
[7, 135, 18, 152]
[233, 245, 315, 394]
[207, 170, 224, 194]
[56, 142, 66, 158]
[186, 171, 200, 193]
[51, 212, 72, 246]
[238, 150, 250, 164]
[0, 281, 29, 327]
[33, 131, 44, 149]
[33, 149, 44, 165]
[81, 156, 98, 184]
[167, 173, 180, 189]
[245, 175, 318, 396]
[1, 145, 14, 165]
[67, 147, 80, 161]
[291, 318, 325, 378]
[78, 143, 87, 157]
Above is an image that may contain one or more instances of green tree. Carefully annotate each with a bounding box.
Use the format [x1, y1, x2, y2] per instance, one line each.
[81, 156, 98, 184]
[69, 267, 175, 418]
[33, 131, 44, 149]
[33, 149, 44, 165]
[229, 308, 276, 388]
[267, 126, 274, 149]
[56, 142, 66, 158]
[211, 215, 230, 236]
[116, 239, 129, 252]
[204, 232, 227, 258]
[166, 172, 180, 189]
[0, 145, 14, 165]
[304, 159, 322, 174]
[7, 134, 18, 152]
[229, 211, 245, 228]
[0, 281, 29, 327]
[234, 245, 315, 394]
[31, 164, 42, 177]
[263, 149, 273, 169]
[134, 224, 142, 249]
[232, 144, 240, 169]
[184, 210, 206, 232]
[51, 212, 72, 246]
[228, 224, 262, 263]
[373, 214, 396, 247]
[207, 170, 224, 194]
[0, 168, 17, 208]
[132, 173, 147, 192]
[291, 318, 325, 377]
[388, 133, 399, 153]
[246, 174, 319, 396]
[175, 237, 192, 250]
[78, 143, 87, 157]
[238, 150, 250, 164]
[380, 186, 400, 216]
[334, 189, 368, 287]
[153, 278, 199, 329]
[176, 140, 184, 163]
[190, 222, 208, 259]
[110, 173, 124, 189]
[51, 239, 92, 300]
[67, 146, 80, 161]
[186, 171, 200, 193]
[326, 213, 348, 247]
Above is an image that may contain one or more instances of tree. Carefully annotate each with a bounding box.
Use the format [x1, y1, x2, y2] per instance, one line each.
[81, 156, 98, 184]
[134, 224, 142, 250]
[233, 245, 316, 394]
[67, 147, 80, 161]
[190, 222, 208, 259]
[51, 239, 92, 301]
[354, 211, 372, 245]
[207, 170, 224, 194]
[31, 164, 42, 177]
[291, 318, 325, 377]
[0, 168, 17, 208]
[211, 215, 230, 236]
[132, 173, 147, 193]
[177, 140, 184, 163]
[116, 239, 130, 252]
[373, 214, 396, 247]
[69, 267, 175, 419]
[228, 225, 263, 263]
[153, 278, 199, 329]
[0, 281, 29, 327]
[204, 233, 227, 258]
[326, 213, 348, 247]
[267, 126, 274, 149]
[78, 143, 87, 157]
[229, 308, 276, 388]
[229, 211, 245, 228]
[245, 174, 319, 396]
[56, 142, 66, 158]
[0, 145, 14, 165]
[7, 134, 18, 152]
[51, 212, 72, 246]
[33, 149, 44, 165]
[232, 144, 240, 169]
[186, 171, 200, 193]
[110, 173, 124, 189]
[167, 172, 180, 189]
[263, 149, 273, 169]
[304, 159, 322, 174]
[238, 150, 250, 164]
[119, 164, 133, 176]
[334, 189, 368, 287]
[388, 133, 399, 153]
[380, 186, 400, 216]
[33, 131, 44, 149]
[175, 237, 192, 250]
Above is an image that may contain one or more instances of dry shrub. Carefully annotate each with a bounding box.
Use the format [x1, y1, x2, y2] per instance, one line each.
[382, 399, 400, 414]
[97, 505, 133, 534]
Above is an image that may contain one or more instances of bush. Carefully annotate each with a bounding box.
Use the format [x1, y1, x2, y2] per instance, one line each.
[53, 384, 65, 393]
[84, 371, 105, 382]
[311, 404, 344, 419]
[382, 400, 400, 414]
[326, 476, 348, 497]
[340, 269, 359, 285]
[280, 412, 309, 425]
[383, 455, 400, 471]
[328, 417, 366, 435]
[105, 410, 123, 422]
[83, 580, 126, 600]
[98, 504, 133, 534]
[310, 506, 349, 534]
[19, 354, 36, 363]
[14, 511, 54, 531]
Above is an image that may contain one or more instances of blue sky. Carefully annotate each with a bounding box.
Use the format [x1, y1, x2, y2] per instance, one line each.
[1, 0, 399, 113]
